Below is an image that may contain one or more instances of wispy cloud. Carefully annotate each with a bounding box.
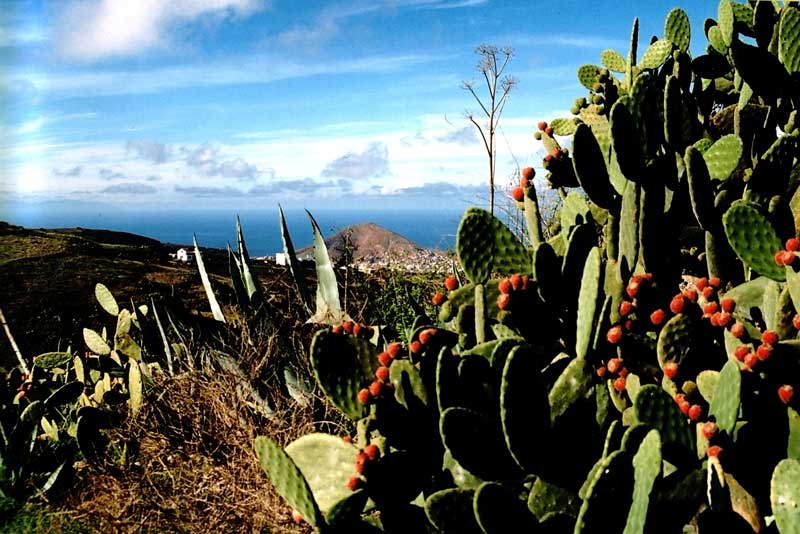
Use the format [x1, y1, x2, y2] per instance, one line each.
[101, 182, 158, 194]
[126, 138, 171, 163]
[174, 185, 246, 197]
[322, 143, 390, 180]
[55, 0, 267, 62]
[181, 143, 267, 181]
[499, 33, 627, 50]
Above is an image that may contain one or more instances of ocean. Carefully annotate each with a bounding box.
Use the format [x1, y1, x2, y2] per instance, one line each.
[2, 207, 471, 257]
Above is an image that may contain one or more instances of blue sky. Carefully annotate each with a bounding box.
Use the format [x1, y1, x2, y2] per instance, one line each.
[0, 0, 713, 214]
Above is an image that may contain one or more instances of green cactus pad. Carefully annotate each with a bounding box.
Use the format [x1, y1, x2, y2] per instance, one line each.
[550, 117, 579, 136]
[639, 40, 673, 70]
[623, 429, 662, 534]
[577, 65, 601, 90]
[696, 370, 720, 404]
[789, 408, 800, 461]
[634, 385, 694, 461]
[771, 459, 800, 534]
[474, 482, 538, 533]
[440, 280, 500, 322]
[254, 436, 323, 528]
[456, 208, 531, 285]
[576, 247, 603, 359]
[731, 40, 791, 102]
[619, 182, 640, 275]
[723, 200, 785, 281]
[703, 134, 742, 182]
[779, 7, 800, 74]
[708, 25, 728, 55]
[562, 223, 599, 316]
[575, 449, 635, 534]
[390, 360, 428, 409]
[462, 340, 500, 361]
[601, 49, 627, 72]
[572, 124, 616, 211]
[686, 146, 718, 232]
[310, 329, 378, 420]
[751, 134, 800, 195]
[94, 283, 119, 316]
[325, 490, 369, 528]
[561, 192, 592, 242]
[627, 17, 639, 82]
[501, 345, 550, 472]
[665, 8, 691, 53]
[656, 313, 697, 369]
[441, 407, 520, 480]
[549, 356, 592, 423]
[437, 345, 461, 412]
[528, 477, 580, 521]
[43, 381, 83, 410]
[718, 0, 735, 46]
[610, 99, 643, 181]
[664, 76, 694, 151]
[708, 360, 740, 436]
[33, 351, 73, 369]
[284, 433, 360, 516]
[424, 488, 481, 533]
[83, 328, 111, 356]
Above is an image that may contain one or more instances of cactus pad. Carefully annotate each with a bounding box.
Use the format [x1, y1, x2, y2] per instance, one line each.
[33, 351, 73, 369]
[577, 65, 602, 90]
[696, 370, 720, 404]
[310, 329, 378, 420]
[723, 200, 785, 281]
[703, 134, 742, 181]
[779, 7, 800, 74]
[425, 488, 481, 533]
[549, 356, 592, 423]
[610, 99, 644, 181]
[718, 0, 735, 46]
[390, 360, 429, 409]
[456, 208, 531, 284]
[83, 328, 110, 356]
[708, 360, 740, 436]
[254, 436, 323, 528]
[572, 124, 616, 210]
[771, 459, 800, 534]
[623, 429, 662, 534]
[601, 49, 627, 72]
[474, 482, 538, 532]
[634, 385, 694, 460]
[576, 247, 603, 359]
[575, 449, 635, 534]
[656, 313, 697, 369]
[789, 407, 800, 461]
[94, 283, 119, 316]
[550, 117, 579, 136]
[639, 40, 673, 70]
[686, 146, 718, 232]
[441, 407, 520, 480]
[665, 8, 691, 53]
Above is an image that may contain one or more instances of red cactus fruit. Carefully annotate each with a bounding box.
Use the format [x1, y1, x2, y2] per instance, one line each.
[410, 340, 422, 354]
[663, 362, 679, 379]
[756, 344, 773, 361]
[679, 400, 691, 415]
[707, 445, 723, 458]
[343, 320, 355, 334]
[607, 358, 622, 374]
[674, 393, 686, 404]
[378, 352, 392, 367]
[419, 328, 436, 345]
[545, 126, 554, 136]
[787, 238, 800, 251]
[710, 313, 720, 327]
[521, 275, 529, 290]
[670, 296, 685, 314]
[537, 121, 547, 131]
[596, 366, 607, 378]
[369, 381, 383, 397]
[776, 251, 787, 266]
[522, 166, 535, 181]
[702, 286, 715, 299]
[618, 367, 629, 378]
[355, 461, 366, 474]
[357, 388, 370, 405]
[701, 422, 718, 440]
[703, 302, 718, 316]
[607, 325, 623, 344]
[709, 277, 721, 288]
[626, 279, 640, 299]
[688, 404, 702, 421]
[355, 451, 368, 466]
[332, 325, 344, 335]
[432, 292, 445, 306]
[291, 510, 304, 524]
[778, 385, 794, 405]
[497, 293, 511, 310]
[510, 274, 523, 291]
[346, 477, 363, 491]
[762, 330, 779, 345]
[375, 366, 390, 382]
[730, 322, 745, 338]
[498, 279, 512, 295]
[342, 435, 352, 443]
[364, 444, 380, 461]
[511, 187, 525, 202]
[696, 278, 708, 291]
[720, 298, 735, 313]
[744, 352, 758, 370]
[783, 251, 796, 265]
[683, 289, 698, 302]
[353, 323, 365, 337]
[734, 345, 749, 362]
[387, 342, 402, 359]
[613, 376, 626, 392]
[624, 319, 634, 331]
[650, 309, 666, 326]
[619, 301, 633, 317]
[716, 312, 732, 328]
[445, 275, 458, 291]
[543, 153, 554, 163]
[794, 314, 800, 330]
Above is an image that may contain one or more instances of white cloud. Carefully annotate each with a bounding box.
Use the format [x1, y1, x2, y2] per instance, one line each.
[322, 143, 390, 180]
[126, 138, 171, 163]
[56, 0, 266, 61]
[182, 143, 265, 180]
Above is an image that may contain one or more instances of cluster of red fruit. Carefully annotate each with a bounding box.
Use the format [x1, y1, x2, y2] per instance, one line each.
[511, 167, 535, 203]
[497, 273, 530, 310]
[605, 272, 659, 345]
[331, 320, 375, 339]
[596, 357, 629, 393]
[729, 330, 794, 405]
[346, 442, 381, 492]
[774, 237, 800, 266]
[432, 275, 459, 307]
[410, 328, 439, 355]
[672, 392, 705, 423]
[357, 342, 403, 405]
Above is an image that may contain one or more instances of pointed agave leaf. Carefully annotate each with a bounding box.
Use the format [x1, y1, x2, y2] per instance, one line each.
[151, 300, 173, 376]
[279, 205, 313, 313]
[83, 328, 110, 356]
[227, 242, 249, 309]
[129, 361, 143, 417]
[193, 235, 226, 323]
[236, 216, 262, 303]
[306, 210, 344, 324]
[94, 283, 119, 316]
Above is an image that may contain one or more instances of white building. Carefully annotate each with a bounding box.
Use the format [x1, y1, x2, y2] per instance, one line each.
[176, 248, 195, 263]
[275, 252, 286, 266]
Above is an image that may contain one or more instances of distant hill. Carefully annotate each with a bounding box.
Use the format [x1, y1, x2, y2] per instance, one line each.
[298, 222, 425, 261]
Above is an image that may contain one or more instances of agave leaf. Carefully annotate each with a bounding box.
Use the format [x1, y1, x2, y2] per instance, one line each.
[306, 210, 346, 324]
[193, 235, 226, 323]
[279, 205, 314, 314]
